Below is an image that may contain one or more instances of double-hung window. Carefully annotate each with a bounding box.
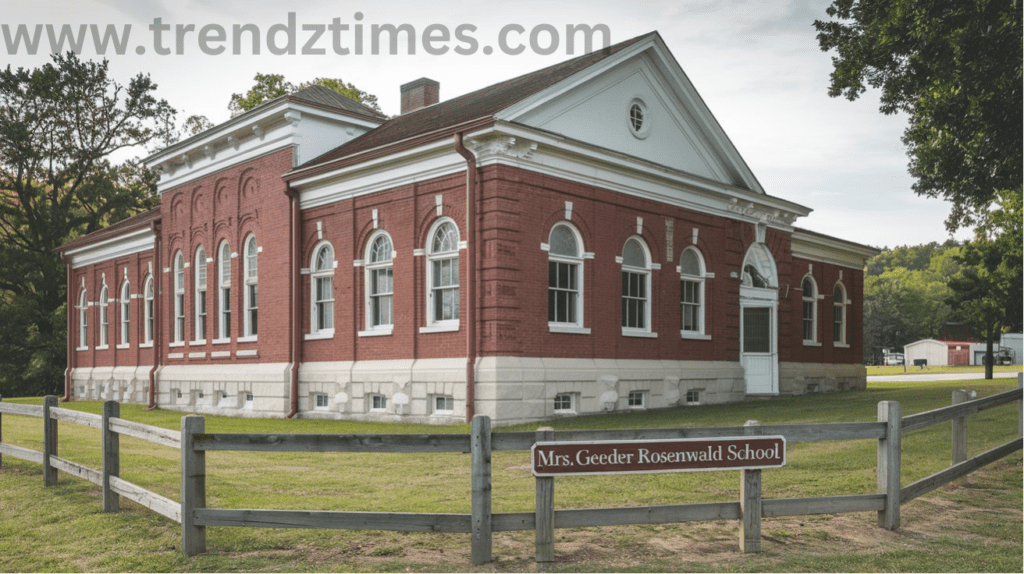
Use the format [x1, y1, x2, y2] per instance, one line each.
[78, 288, 88, 349]
[620, 237, 652, 335]
[218, 242, 231, 340]
[365, 233, 393, 332]
[547, 223, 584, 329]
[833, 283, 847, 345]
[143, 276, 154, 344]
[311, 243, 335, 335]
[426, 220, 459, 327]
[98, 284, 109, 348]
[679, 247, 707, 337]
[243, 236, 258, 338]
[194, 246, 207, 342]
[173, 251, 185, 343]
[802, 276, 818, 344]
[119, 280, 131, 346]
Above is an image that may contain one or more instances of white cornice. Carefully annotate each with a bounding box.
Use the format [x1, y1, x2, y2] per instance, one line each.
[146, 100, 382, 194]
[65, 227, 155, 269]
[791, 230, 879, 270]
[290, 123, 810, 231]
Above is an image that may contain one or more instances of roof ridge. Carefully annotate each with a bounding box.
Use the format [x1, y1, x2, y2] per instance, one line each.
[293, 31, 658, 173]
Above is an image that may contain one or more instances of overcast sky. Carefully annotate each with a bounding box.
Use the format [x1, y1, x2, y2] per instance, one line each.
[4, 0, 971, 249]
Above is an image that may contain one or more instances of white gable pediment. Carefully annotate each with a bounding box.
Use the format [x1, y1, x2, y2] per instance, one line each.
[497, 37, 763, 194]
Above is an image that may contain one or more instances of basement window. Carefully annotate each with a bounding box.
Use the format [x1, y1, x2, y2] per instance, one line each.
[685, 389, 702, 405]
[371, 394, 388, 412]
[628, 391, 647, 408]
[434, 395, 454, 415]
[314, 394, 329, 410]
[554, 393, 575, 414]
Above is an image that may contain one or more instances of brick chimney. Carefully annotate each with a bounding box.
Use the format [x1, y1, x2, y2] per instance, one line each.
[400, 78, 439, 114]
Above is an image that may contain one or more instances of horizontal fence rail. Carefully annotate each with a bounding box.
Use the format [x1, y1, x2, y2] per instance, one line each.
[192, 432, 469, 453]
[1, 375, 1021, 567]
[0, 402, 44, 417]
[490, 422, 886, 451]
[109, 418, 181, 450]
[109, 476, 182, 523]
[194, 509, 473, 532]
[902, 387, 1022, 432]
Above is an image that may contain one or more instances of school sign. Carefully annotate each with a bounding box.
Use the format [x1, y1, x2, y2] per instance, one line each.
[531, 436, 786, 476]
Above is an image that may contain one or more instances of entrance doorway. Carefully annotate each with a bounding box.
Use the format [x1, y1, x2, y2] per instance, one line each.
[740, 242, 778, 394]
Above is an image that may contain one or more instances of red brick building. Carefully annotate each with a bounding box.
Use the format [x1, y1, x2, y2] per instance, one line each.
[58, 32, 877, 424]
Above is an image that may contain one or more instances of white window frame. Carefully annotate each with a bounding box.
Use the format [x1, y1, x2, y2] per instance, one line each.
[194, 245, 207, 343]
[678, 246, 709, 339]
[143, 275, 154, 346]
[77, 288, 88, 350]
[833, 282, 848, 347]
[433, 395, 454, 415]
[546, 222, 587, 333]
[119, 280, 131, 347]
[173, 251, 185, 344]
[801, 275, 818, 345]
[423, 218, 460, 331]
[620, 236, 655, 337]
[98, 284, 109, 349]
[370, 394, 388, 412]
[309, 241, 336, 338]
[242, 235, 258, 340]
[363, 232, 394, 336]
[217, 241, 232, 342]
[628, 390, 647, 409]
[553, 393, 576, 414]
[314, 393, 330, 411]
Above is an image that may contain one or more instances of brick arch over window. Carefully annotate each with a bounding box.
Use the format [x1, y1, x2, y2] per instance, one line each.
[538, 206, 594, 251]
[415, 205, 465, 249]
[611, 222, 663, 268]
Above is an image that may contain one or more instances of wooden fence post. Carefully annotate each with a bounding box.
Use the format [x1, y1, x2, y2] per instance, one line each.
[535, 427, 555, 567]
[181, 415, 206, 556]
[877, 401, 901, 530]
[43, 395, 58, 486]
[1018, 373, 1022, 439]
[102, 400, 120, 512]
[951, 390, 968, 468]
[739, 420, 762, 553]
[470, 415, 492, 565]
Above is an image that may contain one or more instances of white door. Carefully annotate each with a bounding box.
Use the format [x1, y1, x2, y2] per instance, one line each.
[741, 303, 778, 394]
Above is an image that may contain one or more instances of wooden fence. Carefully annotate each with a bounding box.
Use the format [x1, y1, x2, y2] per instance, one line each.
[1, 374, 1021, 566]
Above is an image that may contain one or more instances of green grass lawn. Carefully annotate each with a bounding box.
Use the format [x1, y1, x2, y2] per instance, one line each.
[1, 378, 1020, 572]
[866, 364, 1022, 376]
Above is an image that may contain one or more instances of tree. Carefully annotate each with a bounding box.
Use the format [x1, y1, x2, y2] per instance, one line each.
[228, 73, 382, 116]
[815, 0, 1022, 231]
[0, 53, 174, 396]
[946, 190, 1023, 378]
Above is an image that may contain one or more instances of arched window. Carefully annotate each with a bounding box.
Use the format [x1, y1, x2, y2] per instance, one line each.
[833, 282, 847, 345]
[801, 275, 818, 343]
[311, 242, 335, 334]
[98, 284, 109, 348]
[194, 246, 207, 342]
[218, 241, 231, 340]
[679, 247, 707, 336]
[173, 251, 185, 343]
[621, 236, 652, 333]
[365, 233, 393, 331]
[426, 220, 459, 326]
[547, 223, 584, 328]
[120, 280, 131, 346]
[243, 235, 258, 337]
[143, 275, 154, 344]
[78, 288, 88, 349]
